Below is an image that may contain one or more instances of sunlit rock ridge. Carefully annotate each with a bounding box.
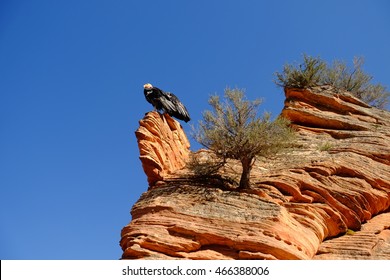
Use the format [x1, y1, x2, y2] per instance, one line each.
[121, 86, 390, 259]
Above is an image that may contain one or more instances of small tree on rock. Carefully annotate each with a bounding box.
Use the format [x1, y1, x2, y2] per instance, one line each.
[192, 88, 295, 189]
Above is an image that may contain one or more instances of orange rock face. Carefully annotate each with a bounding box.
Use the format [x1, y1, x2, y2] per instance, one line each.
[122, 86, 390, 259]
[135, 111, 190, 187]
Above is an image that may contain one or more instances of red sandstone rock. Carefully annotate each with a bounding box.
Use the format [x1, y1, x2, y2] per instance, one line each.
[122, 86, 390, 259]
[314, 212, 390, 259]
[135, 111, 190, 187]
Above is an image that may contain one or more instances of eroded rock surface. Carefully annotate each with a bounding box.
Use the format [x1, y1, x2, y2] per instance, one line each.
[135, 111, 190, 187]
[122, 86, 390, 259]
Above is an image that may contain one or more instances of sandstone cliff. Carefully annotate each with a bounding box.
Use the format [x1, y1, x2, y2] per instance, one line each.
[121, 86, 390, 259]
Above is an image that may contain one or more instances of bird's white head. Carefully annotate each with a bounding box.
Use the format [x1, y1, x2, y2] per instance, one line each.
[143, 83, 153, 89]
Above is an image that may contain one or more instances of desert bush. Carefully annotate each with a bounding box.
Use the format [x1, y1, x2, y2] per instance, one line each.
[274, 54, 326, 89]
[192, 88, 295, 189]
[275, 54, 389, 109]
[318, 142, 333, 152]
[324, 57, 389, 108]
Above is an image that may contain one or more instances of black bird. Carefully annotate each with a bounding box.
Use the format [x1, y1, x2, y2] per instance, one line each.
[143, 83, 191, 122]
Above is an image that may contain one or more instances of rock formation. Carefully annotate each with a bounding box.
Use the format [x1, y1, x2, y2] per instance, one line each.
[135, 111, 190, 187]
[121, 86, 390, 259]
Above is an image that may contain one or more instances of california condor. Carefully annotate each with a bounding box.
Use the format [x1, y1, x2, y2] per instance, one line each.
[143, 83, 191, 122]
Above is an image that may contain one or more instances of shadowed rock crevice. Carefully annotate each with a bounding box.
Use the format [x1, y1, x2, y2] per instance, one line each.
[122, 86, 390, 259]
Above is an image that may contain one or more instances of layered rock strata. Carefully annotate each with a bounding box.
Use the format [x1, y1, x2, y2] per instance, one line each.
[135, 111, 190, 187]
[122, 86, 390, 259]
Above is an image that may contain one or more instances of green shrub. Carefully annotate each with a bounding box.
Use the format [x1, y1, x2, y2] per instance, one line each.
[322, 57, 369, 92]
[358, 83, 389, 109]
[318, 142, 333, 152]
[274, 54, 326, 89]
[192, 88, 295, 189]
[275, 54, 390, 109]
[324, 57, 389, 108]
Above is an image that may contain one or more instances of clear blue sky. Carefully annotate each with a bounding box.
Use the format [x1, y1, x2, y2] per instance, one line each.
[1, 0, 389, 260]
